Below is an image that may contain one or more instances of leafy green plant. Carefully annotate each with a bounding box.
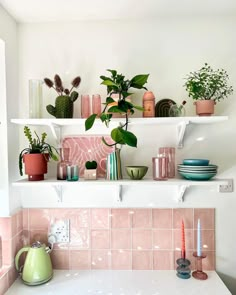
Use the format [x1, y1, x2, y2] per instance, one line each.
[85, 70, 149, 148]
[184, 63, 233, 102]
[85, 160, 98, 170]
[19, 126, 58, 176]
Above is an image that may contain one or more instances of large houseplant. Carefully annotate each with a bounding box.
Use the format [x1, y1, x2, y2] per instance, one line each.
[19, 126, 58, 181]
[44, 74, 81, 118]
[85, 69, 149, 148]
[184, 63, 233, 116]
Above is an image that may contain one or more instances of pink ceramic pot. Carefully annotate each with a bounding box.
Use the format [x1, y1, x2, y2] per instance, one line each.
[194, 100, 216, 116]
[23, 153, 49, 181]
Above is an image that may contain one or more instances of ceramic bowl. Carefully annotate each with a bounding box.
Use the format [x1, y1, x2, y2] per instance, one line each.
[182, 159, 209, 166]
[126, 166, 148, 180]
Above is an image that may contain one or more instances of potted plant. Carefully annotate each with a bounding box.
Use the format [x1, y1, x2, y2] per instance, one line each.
[19, 126, 58, 181]
[184, 63, 233, 116]
[85, 69, 149, 148]
[44, 74, 81, 118]
[85, 70, 149, 180]
[84, 160, 98, 180]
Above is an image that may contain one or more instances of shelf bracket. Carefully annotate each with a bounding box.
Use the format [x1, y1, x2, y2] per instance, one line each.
[176, 185, 189, 202]
[177, 120, 189, 149]
[52, 185, 63, 202]
[49, 123, 61, 146]
[116, 185, 122, 202]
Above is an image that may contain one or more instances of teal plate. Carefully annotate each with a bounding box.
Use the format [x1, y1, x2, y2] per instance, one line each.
[179, 171, 217, 180]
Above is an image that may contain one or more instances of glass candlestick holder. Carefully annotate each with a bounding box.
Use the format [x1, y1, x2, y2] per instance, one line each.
[176, 257, 191, 279]
[192, 252, 208, 280]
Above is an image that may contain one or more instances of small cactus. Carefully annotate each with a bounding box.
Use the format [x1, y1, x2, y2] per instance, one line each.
[44, 74, 81, 118]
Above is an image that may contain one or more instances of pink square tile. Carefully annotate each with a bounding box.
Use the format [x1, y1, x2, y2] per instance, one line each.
[50, 250, 69, 269]
[91, 209, 110, 228]
[70, 228, 89, 250]
[12, 233, 23, 260]
[202, 251, 215, 270]
[29, 209, 51, 230]
[153, 230, 172, 250]
[0, 272, 9, 295]
[91, 250, 110, 269]
[194, 209, 215, 229]
[2, 240, 12, 266]
[11, 214, 17, 237]
[0, 217, 12, 239]
[173, 209, 193, 229]
[194, 230, 215, 251]
[22, 209, 29, 230]
[173, 229, 194, 251]
[111, 250, 132, 270]
[111, 229, 131, 249]
[132, 229, 152, 250]
[53, 209, 90, 229]
[132, 250, 153, 270]
[174, 250, 195, 270]
[91, 230, 110, 249]
[30, 230, 48, 245]
[16, 210, 23, 234]
[153, 209, 172, 229]
[111, 209, 132, 228]
[69, 250, 91, 270]
[7, 266, 18, 288]
[132, 209, 152, 228]
[153, 250, 174, 270]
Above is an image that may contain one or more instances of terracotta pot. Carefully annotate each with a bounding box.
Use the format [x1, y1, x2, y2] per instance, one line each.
[194, 100, 216, 116]
[23, 153, 49, 181]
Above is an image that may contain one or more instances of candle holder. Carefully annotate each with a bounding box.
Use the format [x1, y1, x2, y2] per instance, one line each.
[192, 252, 208, 280]
[176, 257, 191, 279]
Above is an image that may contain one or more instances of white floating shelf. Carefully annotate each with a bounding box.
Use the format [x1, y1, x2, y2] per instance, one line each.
[11, 116, 228, 126]
[12, 177, 231, 203]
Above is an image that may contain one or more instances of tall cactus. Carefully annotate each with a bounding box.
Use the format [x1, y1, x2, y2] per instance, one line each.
[44, 75, 81, 119]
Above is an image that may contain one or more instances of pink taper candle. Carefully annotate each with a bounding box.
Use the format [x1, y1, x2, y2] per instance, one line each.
[181, 219, 186, 259]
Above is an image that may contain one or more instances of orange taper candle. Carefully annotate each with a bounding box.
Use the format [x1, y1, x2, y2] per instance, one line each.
[181, 219, 186, 259]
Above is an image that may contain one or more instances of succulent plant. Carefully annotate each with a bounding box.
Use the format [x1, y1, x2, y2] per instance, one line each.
[85, 160, 98, 170]
[44, 74, 81, 118]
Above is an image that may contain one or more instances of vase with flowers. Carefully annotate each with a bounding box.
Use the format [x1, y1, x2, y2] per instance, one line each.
[169, 100, 187, 117]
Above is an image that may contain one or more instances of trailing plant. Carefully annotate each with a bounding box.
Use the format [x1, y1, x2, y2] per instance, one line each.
[44, 74, 81, 118]
[184, 63, 233, 102]
[85, 69, 149, 148]
[85, 160, 98, 170]
[19, 126, 58, 176]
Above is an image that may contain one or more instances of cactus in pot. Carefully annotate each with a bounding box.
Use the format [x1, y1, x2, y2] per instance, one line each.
[44, 74, 81, 118]
[84, 160, 98, 180]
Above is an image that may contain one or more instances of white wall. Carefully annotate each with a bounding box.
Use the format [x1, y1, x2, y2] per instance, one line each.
[13, 15, 236, 293]
[0, 4, 20, 217]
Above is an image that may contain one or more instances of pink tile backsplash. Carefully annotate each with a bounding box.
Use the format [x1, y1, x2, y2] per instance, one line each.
[0, 206, 216, 293]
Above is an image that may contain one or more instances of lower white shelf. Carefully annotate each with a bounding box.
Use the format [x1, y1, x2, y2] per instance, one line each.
[12, 178, 232, 203]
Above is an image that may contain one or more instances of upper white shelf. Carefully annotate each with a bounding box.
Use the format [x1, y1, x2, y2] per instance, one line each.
[11, 116, 228, 126]
[11, 116, 228, 148]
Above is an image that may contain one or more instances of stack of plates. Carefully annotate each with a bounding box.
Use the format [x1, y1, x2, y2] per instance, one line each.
[178, 159, 218, 180]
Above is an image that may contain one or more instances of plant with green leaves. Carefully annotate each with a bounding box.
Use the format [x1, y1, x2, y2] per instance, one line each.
[184, 63, 233, 102]
[19, 126, 58, 176]
[85, 70, 149, 148]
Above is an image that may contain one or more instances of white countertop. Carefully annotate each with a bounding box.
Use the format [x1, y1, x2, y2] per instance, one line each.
[6, 270, 231, 295]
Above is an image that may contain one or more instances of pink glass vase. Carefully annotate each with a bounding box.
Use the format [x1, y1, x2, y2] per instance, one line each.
[159, 147, 175, 178]
[81, 94, 91, 118]
[92, 94, 101, 116]
[57, 148, 72, 180]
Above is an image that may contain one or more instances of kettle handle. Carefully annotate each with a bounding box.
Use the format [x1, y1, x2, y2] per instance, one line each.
[15, 246, 30, 273]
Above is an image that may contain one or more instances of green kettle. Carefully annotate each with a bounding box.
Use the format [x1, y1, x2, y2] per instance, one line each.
[15, 241, 53, 285]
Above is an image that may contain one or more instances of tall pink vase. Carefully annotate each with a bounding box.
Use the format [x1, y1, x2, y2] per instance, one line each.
[81, 94, 91, 118]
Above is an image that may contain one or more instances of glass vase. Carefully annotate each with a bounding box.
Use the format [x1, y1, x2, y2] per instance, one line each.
[57, 148, 72, 180]
[169, 104, 185, 117]
[29, 79, 43, 118]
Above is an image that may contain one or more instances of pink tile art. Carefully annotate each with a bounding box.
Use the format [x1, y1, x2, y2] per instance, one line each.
[62, 136, 115, 177]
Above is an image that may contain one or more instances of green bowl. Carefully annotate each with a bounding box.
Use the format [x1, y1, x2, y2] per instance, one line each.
[126, 166, 148, 180]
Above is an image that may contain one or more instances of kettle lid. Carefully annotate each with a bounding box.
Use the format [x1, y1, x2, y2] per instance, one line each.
[31, 241, 43, 248]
